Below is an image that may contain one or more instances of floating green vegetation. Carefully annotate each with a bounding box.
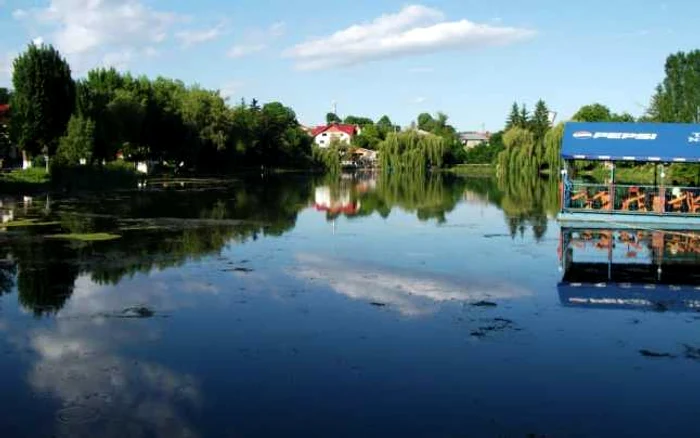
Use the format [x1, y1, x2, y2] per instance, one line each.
[46, 232, 122, 242]
[2, 218, 60, 228]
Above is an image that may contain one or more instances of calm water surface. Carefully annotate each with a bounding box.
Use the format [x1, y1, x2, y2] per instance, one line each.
[1, 173, 700, 438]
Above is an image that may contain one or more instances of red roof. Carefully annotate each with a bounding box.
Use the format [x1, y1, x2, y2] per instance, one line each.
[311, 123, 358, 137]
[0, 104, 9, 115]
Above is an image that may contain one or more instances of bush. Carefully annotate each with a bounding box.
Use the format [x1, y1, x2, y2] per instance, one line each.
[50, 161, 139, 191]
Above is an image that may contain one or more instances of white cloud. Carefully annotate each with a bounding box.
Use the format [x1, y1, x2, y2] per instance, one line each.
[227, 44, 266, 58]
[412, 96, 427, 104]
[226, 22, 285, 59]
[176, 22, 226, 48]
[293, 254, 530, 316]
[285, 4, 535, 70]
[32, 36, 44, 46]
[12, 0, 183, 73]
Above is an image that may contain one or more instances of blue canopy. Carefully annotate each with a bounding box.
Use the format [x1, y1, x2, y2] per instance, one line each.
[558, 282, 700, 312]
[562, 122, 700, 162]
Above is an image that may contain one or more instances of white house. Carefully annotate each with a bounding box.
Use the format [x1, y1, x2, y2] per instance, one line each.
[311, 123, 361, 148]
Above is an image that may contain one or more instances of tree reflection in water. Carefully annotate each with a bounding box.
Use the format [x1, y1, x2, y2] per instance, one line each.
[0, 171, 557, 315]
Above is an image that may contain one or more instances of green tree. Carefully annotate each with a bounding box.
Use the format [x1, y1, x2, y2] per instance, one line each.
[10, 43, 75, 159]
[505, 102, 522, 130]
[530, 100, 550, 143]
[343, 115, 374, 126]
[648, 50, 700, 122]
[326, 112, 341, 124]
[572, 103, 613, 122]
[56, 116, 95, 164]
[376, 115, 395, 133]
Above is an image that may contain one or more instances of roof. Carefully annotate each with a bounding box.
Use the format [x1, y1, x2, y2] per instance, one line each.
[562, 122, 700, 162]
[459, 132, 489, 141]
[0, 104, 9, 115]
[311, 123, 358, 137]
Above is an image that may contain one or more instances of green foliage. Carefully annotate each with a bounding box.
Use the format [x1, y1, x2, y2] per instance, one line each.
[10, 43, 75, 158]
[647, 50, 700, 122]
[530, 100, 550, 143]
[326, 112, 341, 124]
[343, 115, 374, 126]
[572, 103, 634, 122]
[312, 141, 343, 174]
[505, 102, 531, 130]
[464, 131, 504, 164]
[379, 130, 447, 174]
[57, 116, 95, 164]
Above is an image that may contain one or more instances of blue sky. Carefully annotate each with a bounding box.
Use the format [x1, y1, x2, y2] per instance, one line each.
[0, 0, 698, 131]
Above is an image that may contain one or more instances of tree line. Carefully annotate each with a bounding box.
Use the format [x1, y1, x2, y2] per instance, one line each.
[464, 49, 700, 182]
[3, 43, 315, 174]
[0, 43, 476, 177]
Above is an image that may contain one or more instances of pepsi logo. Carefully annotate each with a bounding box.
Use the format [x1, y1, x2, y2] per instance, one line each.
[573, 131, 593, 139]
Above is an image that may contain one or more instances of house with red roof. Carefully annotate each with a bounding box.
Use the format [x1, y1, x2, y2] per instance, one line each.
[311, 123, 361, 148]
[0, 104, 9, 125]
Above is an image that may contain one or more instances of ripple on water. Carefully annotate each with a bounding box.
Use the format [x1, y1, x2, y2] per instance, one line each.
[56, 405, 100, 424]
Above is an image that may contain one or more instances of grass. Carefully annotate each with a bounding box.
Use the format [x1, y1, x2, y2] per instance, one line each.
[0, 168, 51, 192]
[446, 164, 496, 177]
[2, 218, 60, 227]
[46, 232, 122, 242]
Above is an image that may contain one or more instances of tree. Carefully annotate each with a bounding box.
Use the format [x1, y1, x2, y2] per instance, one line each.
[530, 100, 550, 143]
[648, 50, 700, 123]
[343, 115, 374, 126]
[10, 43, 75, 159]
[505, 102, 522, 130]
[326, 112, 341, 124]
[56, 116, 95, 164]
[376, 115, 397, 138]
[519, 104, 529, 128]
[417, 113, 435, 132]
[572, 103, 613, 122]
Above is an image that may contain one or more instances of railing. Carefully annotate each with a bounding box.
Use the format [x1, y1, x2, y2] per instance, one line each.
[564, 183, 700, 214]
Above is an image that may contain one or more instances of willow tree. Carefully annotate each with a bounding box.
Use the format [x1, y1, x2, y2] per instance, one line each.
[496, 127, 536, 176]
[543, 123, 564, 171]
[379, 130, 446, 174]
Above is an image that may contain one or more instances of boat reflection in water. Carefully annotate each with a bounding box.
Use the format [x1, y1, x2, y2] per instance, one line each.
[558, 227, 700, 312]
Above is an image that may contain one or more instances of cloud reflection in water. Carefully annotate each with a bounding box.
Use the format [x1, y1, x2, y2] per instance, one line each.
[293, 254, 531, 316]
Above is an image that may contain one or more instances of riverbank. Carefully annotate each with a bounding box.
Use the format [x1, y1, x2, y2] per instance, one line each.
[444, 164, 495, 177]
[0, 162, 139, 194]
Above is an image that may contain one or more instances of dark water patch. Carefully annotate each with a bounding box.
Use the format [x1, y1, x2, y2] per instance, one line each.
[639, 349, 676, 358]
[471, 300, 498, 308]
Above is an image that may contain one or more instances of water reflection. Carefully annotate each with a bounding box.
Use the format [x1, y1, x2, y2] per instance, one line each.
[558, 227, 700, 311]
[294, 253, 531, 316]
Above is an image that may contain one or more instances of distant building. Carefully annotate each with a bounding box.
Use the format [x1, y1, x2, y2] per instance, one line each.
[311, 123, 361, 148]
[459, 131, 491, 149]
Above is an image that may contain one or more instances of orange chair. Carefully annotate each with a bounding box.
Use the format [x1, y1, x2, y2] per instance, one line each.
[687, 192, 700, 213]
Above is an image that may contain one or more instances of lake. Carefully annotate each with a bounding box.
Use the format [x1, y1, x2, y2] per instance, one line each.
[1, 172, 700, 438]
